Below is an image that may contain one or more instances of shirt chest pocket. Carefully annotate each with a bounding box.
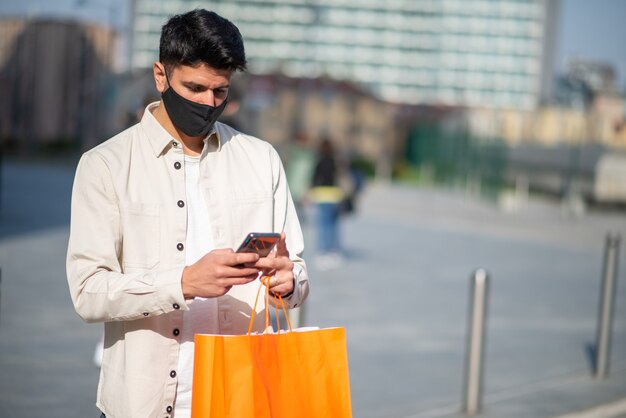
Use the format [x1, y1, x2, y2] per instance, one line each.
[120, 202, 160, 269]
[231, 191, 274, 236]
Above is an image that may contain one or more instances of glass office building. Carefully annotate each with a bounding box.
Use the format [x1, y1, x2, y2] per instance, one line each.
[130, 0, 558, 109]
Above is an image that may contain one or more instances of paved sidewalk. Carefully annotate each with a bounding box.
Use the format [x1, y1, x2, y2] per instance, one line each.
[0, 160, 625, 418]
[305, 183, 626, 418]
[0, 160, 101, 418]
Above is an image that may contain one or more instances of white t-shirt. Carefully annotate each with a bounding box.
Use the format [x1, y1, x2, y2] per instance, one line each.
[174, 155, 219, 417]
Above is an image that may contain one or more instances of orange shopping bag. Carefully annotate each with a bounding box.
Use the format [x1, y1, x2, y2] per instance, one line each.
[191, 277, 352, 418]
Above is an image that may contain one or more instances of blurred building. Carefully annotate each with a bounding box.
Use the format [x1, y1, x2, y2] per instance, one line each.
[129, 0, 558, 110]
[453, 59, 626, 205]
[467, 59, 626, 149]
[237, 73, 398, 178]
[554, 58, 625, 144]
[0, 18, 116, 152]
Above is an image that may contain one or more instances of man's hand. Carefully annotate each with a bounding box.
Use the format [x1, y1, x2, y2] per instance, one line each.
[181, 249, 260, 299]
[253, 232, 294, 297]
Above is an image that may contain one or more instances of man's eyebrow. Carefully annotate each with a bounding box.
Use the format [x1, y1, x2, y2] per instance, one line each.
[182, 81, 230, 89]
[182, 81, 207, 89]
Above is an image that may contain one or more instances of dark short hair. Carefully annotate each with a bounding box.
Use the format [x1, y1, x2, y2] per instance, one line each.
[159, 9, 247, 73]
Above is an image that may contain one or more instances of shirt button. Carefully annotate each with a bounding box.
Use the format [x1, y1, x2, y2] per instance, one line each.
[176, 243, 184, 251]
[177, 200, 185, 208]
[170, 370, 177, 378]
[174, 161, 181, 170]
[166, 406, 173, 413]
[173, 328, 180, 336]
[173, 303, 180, 310]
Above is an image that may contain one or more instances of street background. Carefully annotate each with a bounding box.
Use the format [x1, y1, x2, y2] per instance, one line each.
[1, 0, 626, 416]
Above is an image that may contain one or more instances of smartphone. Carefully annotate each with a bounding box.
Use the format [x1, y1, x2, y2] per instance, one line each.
[236, 232, 281, 257]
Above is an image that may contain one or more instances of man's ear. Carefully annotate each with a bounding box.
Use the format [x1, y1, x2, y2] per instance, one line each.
[153, 62, 168, 93]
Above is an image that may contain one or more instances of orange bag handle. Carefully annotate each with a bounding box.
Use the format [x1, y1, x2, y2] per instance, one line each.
[247, 276, 293, 335]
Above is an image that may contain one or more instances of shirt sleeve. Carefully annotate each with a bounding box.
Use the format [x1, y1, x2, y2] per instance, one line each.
[66, 152, 187, 323]
[270, 147, 310, 309]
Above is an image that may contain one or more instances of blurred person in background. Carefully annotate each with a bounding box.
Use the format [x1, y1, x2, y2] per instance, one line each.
[284, 131, 315, 222]
[341, 155, 365, 217]
[310, 137, 353, 270]
[66, 9, 309, 418]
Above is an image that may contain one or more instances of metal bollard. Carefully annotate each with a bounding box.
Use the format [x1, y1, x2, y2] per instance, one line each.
[594, 233, 621, 379]
[463, 269, 490, 415]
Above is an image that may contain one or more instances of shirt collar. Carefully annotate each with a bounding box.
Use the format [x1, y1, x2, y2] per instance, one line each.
[140, 101, 223, 157]
[203, 129, 222, 153]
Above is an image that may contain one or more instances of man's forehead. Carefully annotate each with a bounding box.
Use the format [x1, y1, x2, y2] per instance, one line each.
[170, 63, 231, 80]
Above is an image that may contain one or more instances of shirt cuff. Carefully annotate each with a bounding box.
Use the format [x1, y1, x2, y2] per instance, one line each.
[279, 263, 306, 308]
[155, 265, 188, 313]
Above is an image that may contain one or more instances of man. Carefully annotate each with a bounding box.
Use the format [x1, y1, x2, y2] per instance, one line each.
[66, 9, 309, 418]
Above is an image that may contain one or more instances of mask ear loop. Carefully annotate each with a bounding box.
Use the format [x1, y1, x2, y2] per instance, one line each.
[161, 62, 176, 94]
[162, 63, 170, 85]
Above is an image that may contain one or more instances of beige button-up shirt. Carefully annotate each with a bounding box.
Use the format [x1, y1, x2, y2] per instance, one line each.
[66, 103, 309, 418]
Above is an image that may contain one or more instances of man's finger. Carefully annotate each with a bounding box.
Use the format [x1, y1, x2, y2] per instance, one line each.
[223, 276, 258, 286]
[275, 232, 289, 256]
[225, 252, 260, 266]
[221, 265, 259, 278]
[213, 248, 235, 254]
[252, 257, 283, 270]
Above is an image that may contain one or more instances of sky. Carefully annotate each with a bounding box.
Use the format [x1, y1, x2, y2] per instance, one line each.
[555, 0, 626, 88]
[0, 0, 129, 30]
[0, 0, 625, 88]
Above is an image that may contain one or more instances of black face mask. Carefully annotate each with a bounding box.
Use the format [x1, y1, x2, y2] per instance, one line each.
[161, 81, 228, 138]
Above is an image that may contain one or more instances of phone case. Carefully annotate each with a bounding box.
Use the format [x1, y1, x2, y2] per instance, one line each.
[237, 233, 280, 257]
